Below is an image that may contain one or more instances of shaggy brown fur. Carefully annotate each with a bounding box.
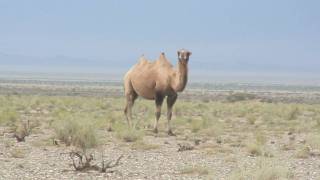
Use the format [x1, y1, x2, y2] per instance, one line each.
[124, 49, 192, 135]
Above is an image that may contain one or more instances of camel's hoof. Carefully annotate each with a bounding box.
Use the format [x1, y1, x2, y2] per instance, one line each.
[168, 130, 176, 136]
[153, 128, 158, 134]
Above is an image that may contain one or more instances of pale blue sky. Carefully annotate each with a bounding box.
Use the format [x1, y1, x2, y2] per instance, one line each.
[0, 0, 319, 75]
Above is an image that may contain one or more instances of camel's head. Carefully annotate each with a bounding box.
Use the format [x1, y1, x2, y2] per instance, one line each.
[177, 49, 192, 64]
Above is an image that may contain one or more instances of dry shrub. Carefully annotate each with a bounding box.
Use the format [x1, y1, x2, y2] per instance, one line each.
[14, 120, 30, 142]
[69, 151, 123, 172]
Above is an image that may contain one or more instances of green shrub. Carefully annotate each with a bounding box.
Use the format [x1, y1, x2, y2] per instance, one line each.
[73, 125, 97, 150]
[0, 108, 18, 126]
[190, 119, 203, 133]
[246, 142, 262, 156]
[246, 114, 257, 125]
[255, 132, 267, 145]
[52, 114, 97, 150]
[314, 115, 320, 127]
[287, 106, 300, 120]
[226, 93, 256, 103]
[115, 123, 144, 142]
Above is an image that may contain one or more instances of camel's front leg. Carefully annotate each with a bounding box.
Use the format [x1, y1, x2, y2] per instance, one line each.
[153, 94, 164, 133]
[167, 93, 177, 136]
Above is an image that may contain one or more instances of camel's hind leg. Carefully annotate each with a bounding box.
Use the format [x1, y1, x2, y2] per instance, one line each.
[153, 93, 164, 133]
[124, 80, 138, 128]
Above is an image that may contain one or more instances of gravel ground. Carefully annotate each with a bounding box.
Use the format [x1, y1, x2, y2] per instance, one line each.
[1, 129, 320, 180]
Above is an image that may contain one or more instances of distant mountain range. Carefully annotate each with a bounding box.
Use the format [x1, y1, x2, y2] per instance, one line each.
[0, 52, 118, 68]
[0, 52, 319, 75]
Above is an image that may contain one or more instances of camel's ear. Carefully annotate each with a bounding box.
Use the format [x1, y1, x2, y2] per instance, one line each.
[188, 52, 192, 56]
[177, 51, 180, 57]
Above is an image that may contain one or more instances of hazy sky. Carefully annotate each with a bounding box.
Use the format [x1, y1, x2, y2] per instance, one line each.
[0, 0, 319, 75]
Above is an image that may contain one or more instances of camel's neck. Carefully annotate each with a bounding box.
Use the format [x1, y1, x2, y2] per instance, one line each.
[172, 60, 188, 92]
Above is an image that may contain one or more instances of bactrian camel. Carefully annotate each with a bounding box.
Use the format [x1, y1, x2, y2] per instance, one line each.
[124, 49, 192, 136]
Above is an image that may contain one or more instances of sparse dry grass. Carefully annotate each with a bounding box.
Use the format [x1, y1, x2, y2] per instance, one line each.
[31, 137, 55, 147]
[246, 113, 257, 125]
[1, 93, 320, 178]
[180, 166, 210, 176]
[10, 148, 28, 158]
[253, 166, 292, 180]
[1, 94, 320, 143]
[114, 123, 144, 142]
[245, 132, 275, 157]
[305, 133, 320, 150]
[294, 145, 311, 159]
[246, 142, 262, 156]
[0, 108, 18, 127]
[229, 158, 293, 180]
[131, 141, 160, 150]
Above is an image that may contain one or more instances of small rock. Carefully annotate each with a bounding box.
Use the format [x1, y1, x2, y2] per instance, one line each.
[299, 139, 306, 144]
[177, 143, 194, 152]
[194, 139, 201, 146]
[289, 135, 295, 141]
[29, 110, 37, 114]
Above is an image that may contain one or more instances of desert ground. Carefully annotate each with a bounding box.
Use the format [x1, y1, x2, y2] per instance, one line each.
[1, 78, 320, 179]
